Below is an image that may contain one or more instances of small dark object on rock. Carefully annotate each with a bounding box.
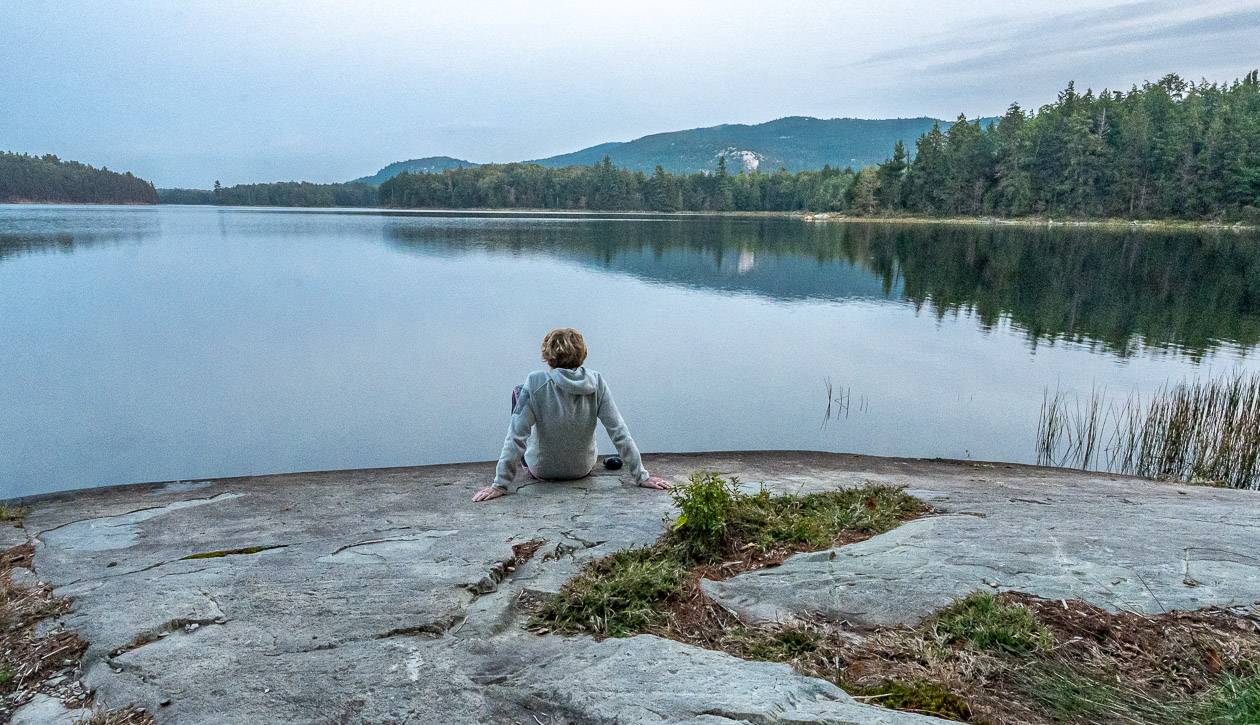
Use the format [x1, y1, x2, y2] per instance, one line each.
[603, 456, 623, 471]
[160, 698, 172, 707]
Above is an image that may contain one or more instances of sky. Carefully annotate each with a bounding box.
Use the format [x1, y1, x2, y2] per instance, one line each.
[2, 0, 1257, 188]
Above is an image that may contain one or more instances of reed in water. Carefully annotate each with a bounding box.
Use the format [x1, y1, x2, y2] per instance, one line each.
[1037, 370, 1260, 490]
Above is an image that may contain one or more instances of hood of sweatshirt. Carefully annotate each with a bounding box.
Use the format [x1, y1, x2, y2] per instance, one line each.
[548, 367, 598, 395]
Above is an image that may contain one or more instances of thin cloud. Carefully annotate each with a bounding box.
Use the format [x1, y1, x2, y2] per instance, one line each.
[856, 1, 1180, 67]
[853, 0, 1258, 88]
[929, 7, 1259, 77]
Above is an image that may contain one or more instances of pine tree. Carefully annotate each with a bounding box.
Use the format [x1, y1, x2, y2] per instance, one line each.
[903, 124, 948, 213]
[876, 140, 907, 210]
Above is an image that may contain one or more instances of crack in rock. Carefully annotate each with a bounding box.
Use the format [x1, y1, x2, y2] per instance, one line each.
[180, 544, 287, 560]
[38, 493, 245, 552]
[542, 531, 608, 561]
[374, 615, 463, 640]
[466, 555, 517, 597]
[559, 530, 606, 549]
[59, 542, 286, 589]
[317, 530, 459, 564]
[108, 616, 227, 659]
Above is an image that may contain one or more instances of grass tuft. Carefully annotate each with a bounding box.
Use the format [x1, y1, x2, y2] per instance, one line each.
[1014, 663, 1197, 724]
[724, 625, 823, 661]
[932, 591, 1052, 655]
[668, 471, 742, 560]
[666, 471, 929, 565]
[533, 547, 688, 637]
[1201, 665, 1260, 725]
[0, 505, 28, 524]
[846, 680, 972, 721]
[850, 680, 973, 720]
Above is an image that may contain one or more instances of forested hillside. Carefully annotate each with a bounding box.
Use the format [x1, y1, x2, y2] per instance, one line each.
[862, 72, 1260, 221]
[0, 152, 157, 204]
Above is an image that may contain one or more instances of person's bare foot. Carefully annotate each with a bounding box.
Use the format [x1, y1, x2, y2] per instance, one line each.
[472, 486, 509, 502]
[639, 476, 672, 490]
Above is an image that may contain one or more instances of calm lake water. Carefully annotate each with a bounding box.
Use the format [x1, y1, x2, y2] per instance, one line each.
[3, 204, 1259, 497]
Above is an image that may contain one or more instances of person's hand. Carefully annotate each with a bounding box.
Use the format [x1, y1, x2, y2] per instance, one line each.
[473, 486, 509, 502]
[639, 476, 672, 490]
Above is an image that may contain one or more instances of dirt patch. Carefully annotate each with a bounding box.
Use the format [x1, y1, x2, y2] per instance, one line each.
[1016, 594, 1260, 696]
[702, 592, 1260, 724]
[511, 538, 546, 568]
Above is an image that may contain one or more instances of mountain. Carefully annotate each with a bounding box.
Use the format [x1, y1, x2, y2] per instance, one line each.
[353, 156, 478, 186]
[526, 116, 967, 174]
[355, 115, 993, 184]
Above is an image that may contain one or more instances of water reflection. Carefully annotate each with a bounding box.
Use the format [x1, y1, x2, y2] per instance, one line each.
[3, 205, 1258, 496]
[388, 219, 1260, 357]
[0, 206, 158, 261]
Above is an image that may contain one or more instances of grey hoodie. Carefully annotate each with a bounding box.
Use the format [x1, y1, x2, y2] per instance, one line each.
[492, 367, 650, 489]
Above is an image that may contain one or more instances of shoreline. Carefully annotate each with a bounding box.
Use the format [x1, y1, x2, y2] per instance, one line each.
[797, 211, 1260, 233]
[7, 201, 1255, 231]
[0, 199, 157, 206]
[4, 450, 1077, 505]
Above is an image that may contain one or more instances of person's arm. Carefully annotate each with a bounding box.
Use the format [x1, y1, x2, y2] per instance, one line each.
[477, 385, 537, 500]
[596, 378, 669, 489]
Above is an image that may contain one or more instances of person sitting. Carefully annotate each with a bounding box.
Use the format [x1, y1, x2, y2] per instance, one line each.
[473, 328, 671, 502]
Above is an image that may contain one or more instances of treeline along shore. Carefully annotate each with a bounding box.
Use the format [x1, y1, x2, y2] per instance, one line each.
[8, 71, 1260, 223]
[0, 152, 157, 204]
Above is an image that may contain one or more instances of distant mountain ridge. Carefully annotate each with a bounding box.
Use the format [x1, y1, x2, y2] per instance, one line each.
[528, 116, 962, 174]
[353, 116, 985, 185]
[352, 156, 478, 185]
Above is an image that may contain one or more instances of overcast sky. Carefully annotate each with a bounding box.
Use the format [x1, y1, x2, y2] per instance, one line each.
[2, 0, 1256, 187]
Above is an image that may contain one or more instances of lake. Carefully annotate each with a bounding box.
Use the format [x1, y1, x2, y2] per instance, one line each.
[3, 204, 1259, 497]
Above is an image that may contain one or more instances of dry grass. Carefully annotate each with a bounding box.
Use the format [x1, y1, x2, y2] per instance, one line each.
[738, 593, 1260, 724]
[73, 706, 155, 724]
[1, 542, 154, 724]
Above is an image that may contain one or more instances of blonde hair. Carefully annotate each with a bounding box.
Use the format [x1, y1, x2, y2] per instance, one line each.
[541, 328, 588, 369]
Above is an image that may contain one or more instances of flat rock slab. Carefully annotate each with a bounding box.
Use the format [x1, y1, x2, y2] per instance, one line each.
[704, 462, 1260, 627]
[9, 694, 92, 725]
[10, 452, 1260, 724]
